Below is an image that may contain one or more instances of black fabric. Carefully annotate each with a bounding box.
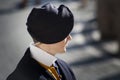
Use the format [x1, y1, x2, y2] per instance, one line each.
[6, 48, 76, 80]
[26, 3, 74, 44]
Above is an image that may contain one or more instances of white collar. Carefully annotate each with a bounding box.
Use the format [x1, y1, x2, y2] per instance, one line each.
[29, 42, 57, 67]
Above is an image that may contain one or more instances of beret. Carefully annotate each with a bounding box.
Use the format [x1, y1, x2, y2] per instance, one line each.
[26, 3, 74, 44]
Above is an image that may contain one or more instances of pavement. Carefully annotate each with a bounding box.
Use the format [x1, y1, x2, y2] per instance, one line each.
[0, 0, 120, 80]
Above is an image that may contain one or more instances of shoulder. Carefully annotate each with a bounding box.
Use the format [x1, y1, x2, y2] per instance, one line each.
[57, 58, 74, 74]
[6, 68, 20, 80]
[6, 48, 30, 80]
[57, 58, 70, 68]
[56, 58, 76, 80]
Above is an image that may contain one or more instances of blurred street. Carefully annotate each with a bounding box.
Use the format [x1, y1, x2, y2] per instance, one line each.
[0, 0, 120, 80]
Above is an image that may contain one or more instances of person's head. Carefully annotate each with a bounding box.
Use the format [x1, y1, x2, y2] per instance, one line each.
[26, 3, 74, 55]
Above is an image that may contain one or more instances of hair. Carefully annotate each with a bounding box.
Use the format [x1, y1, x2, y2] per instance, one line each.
[33, 38, 39, 43]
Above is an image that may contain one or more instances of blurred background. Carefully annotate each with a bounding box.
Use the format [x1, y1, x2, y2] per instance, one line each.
[0, 0, 120, 80]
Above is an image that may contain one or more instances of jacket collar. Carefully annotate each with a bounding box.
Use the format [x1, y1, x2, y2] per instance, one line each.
[17, 48, 68, 80]
[17, 48, 55, 80]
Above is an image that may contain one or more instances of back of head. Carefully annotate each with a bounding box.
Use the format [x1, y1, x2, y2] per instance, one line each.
[26, 3, 74, 44]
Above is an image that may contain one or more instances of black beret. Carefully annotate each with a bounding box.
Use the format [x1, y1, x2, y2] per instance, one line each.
[26, 3, 74, 44]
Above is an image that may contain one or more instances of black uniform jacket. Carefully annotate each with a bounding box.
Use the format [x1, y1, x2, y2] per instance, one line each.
[6, 48, 76, 80]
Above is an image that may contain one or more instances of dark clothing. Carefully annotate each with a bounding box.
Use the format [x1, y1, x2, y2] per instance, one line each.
[97, 0, 120, 38]
[6, 48, 76, 80]
[97, 0, 120, 54]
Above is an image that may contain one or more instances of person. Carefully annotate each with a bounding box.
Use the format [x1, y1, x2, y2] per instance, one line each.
[7, 3, 76, 80]
[17, 0, 41, 9]
[96, 0, 116, 40]
[97, 0, 120, 57]
[79, 0, 88, 8]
